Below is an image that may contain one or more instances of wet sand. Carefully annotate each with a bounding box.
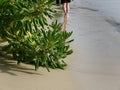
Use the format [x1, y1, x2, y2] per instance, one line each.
[66, 1, 120, 90]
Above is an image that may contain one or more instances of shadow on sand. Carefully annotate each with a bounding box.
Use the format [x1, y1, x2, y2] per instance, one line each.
[0, 56, 42, 76]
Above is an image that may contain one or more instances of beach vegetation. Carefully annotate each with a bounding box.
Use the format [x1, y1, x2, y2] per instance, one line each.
[0, 0, 73, 71]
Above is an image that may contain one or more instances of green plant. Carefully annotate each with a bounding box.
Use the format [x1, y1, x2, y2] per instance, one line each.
[0, 0, 73, 71]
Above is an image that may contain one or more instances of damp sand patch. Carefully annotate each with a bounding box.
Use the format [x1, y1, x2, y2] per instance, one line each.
[71, 6, 99, 12]
[105, 19, 120, 32]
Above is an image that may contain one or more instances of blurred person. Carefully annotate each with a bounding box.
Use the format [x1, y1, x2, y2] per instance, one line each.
[61, 0, 72, 17]
[61, 0, 73, 31]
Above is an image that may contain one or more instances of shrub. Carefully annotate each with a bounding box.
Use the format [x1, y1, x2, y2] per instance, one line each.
[0, 0, 73, 71]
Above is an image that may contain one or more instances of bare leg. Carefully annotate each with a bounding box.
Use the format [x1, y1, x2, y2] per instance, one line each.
[66, 3, 70, 17]
[62, 15, 68, 31]
[62, 3, 67, 15]
[61, 3, 70, 31]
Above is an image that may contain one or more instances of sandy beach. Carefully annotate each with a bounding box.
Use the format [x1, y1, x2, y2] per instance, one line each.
[0, 56, 78, 90]
[1, 0, 120, 90]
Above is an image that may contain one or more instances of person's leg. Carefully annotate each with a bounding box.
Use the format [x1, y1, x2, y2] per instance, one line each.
[62, 3, 67, 15]
[66, 3, 70, 14]
[65, 3, 70, 17]
[62, 14, 68, 31]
